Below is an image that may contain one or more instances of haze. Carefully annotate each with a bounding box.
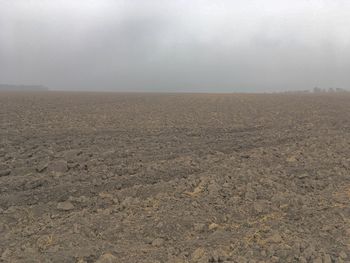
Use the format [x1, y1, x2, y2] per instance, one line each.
[1, 0, 350, 92]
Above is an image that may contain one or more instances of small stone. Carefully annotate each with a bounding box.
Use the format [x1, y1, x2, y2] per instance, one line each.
[151, 238, 164, 247]
[207, 181, 221, 195]
[73, 223, 80, 234]
[194, 223, 206, 232]
[286, 156, 297, 163]
[191, 201, 199, 207]
[324, 254, 332, 263]
[303, 244, 317, 259]
[339, 251, 347, 259]
[236, 256, 248, 263]
[5, 206, 17, 213]
[245, 190, 257, 200]
[208, 223, 219, 231]
[99, 192, 113, 199]
[37, 235, 53, 251]
[57, 201, 74, 211]
[253, 201, 266, 213]
[1, 248, 11, 261]
[95, 253, 118, 263]
[266, 233, 283, 243]
[297, 173, 309, 179]
[346, 228, 350, 236]
[192, 248, 206, 261]
[121, 197, 134, 208]
[0, 164, 8, 170]
[156, 222, 164, 228]
[271, 256, 279, 263]
[168, 256, 186, 263]
[112, 198, 119, 204]
[64, 150, 82, 160]
[36, 162, 48, 173]
[48, 160, 68, 173]
[313, 257, 322, 263]
[210, 249, 228, 262]
[0, 169, 11, 177]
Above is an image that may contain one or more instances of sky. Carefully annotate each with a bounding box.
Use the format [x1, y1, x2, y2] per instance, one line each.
[1, 0, 350, 92]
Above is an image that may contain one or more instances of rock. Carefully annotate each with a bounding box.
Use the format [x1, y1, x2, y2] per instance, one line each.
[313, 257, 322, 263]
[112, 198, 119, 204]
[324, 254, 332, 263]
[48, 160, 68, 173]
[151, 238, 164, 247]
[36, 162, 48, 173]
[194, 223, 206, 232]
[245, 189, 257, 200]
[64, 150, 82, 160]
[69, 195, 89, 203]
[99, 192, 113, 199]
[95, 253, 118, 263]
[0, 164, 8, 170]
[37, 235, 53, 251]
[167, 256, 186, 263]
[345, 228, 350, 238]
[236, 256, 248, 263]
[192, 248, 206, 261]
[302, 244, 316, 259]
[207, 181, 221, 195]
[210, 249, 228, 262]
[266, 233, 283, 243]
[253, 201, 267, 213]
[121, 197, 134, 208]
[208, 223, 219, 231]
[339, 251, 347, 259]
[297, 173, 309, 179]
[73, 223, 80, 234]
[21, 247, 40, 260]
[286, 156, 297, 163]
[57, 201, 74, 211]
[1, 248, 11, 261]
[156, 222, 164, 228]
[0, 169, 11, 177]
[24, 179, 46, 190]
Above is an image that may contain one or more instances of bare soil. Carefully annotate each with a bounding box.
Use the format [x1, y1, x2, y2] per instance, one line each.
[0, 92, 349, 263]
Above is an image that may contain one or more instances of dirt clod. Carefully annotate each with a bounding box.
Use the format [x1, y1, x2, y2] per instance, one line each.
[57, 201, 74, 211]
[95, 253, 118, 263]
[152, 238, 165, 247]
[48, 160, 68, 173]
[0, 169, 11, 177]
[192, 248, 207, 261]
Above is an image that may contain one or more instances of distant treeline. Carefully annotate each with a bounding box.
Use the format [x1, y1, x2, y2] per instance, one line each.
[312, 87, 347, 93]
[0, 84, 49, 91]
[280, 87, 348, 94]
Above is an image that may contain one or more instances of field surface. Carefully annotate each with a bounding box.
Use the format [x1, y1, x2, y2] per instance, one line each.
[0, 92, 349, 263]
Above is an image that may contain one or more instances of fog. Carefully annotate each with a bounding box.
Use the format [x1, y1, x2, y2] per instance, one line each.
[1, 0, 350, 92]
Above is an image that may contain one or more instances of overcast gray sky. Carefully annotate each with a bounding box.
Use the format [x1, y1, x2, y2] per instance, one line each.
[1, 0, 349, 92]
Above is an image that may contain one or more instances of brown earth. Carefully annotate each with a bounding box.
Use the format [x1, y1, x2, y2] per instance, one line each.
[0, 92, 349, 263]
